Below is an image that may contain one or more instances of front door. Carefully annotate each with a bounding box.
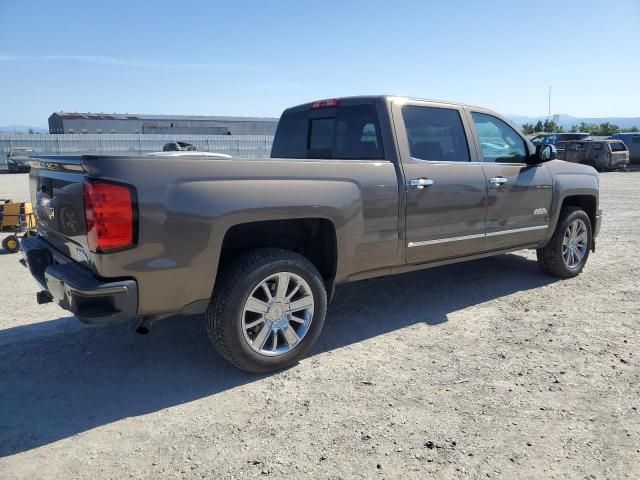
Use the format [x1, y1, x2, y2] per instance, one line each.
[394, 102, 488, 264]
[467, 110, 553, 250]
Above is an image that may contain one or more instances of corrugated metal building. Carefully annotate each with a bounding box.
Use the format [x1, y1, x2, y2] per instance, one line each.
[48, 112, 279, 135]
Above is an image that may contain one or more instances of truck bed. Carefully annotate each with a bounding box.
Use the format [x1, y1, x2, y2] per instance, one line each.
[29, 154, 400, 316]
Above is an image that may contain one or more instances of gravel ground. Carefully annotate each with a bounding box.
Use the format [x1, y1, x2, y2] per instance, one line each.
[0, 171, 638, 479]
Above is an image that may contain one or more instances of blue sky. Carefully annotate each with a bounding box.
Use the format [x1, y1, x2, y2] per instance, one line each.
[1, 0, 638, 126]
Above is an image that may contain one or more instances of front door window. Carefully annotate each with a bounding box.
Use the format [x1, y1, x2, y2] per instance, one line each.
[471, 112, 527, 163]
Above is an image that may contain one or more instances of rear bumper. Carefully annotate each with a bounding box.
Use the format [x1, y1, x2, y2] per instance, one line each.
[609, 157, 629, 168]
[21, 236, 138, 324]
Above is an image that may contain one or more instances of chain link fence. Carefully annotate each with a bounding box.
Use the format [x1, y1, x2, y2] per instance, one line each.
[0, 133, 274, 170]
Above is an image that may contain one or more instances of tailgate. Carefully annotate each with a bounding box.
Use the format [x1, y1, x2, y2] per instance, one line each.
[29, 156, 93, 266]
[610, 152, 628, 166]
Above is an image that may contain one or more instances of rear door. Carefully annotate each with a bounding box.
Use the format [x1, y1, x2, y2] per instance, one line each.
[466, 110, 552, 250]
[393, 100, 488, 264]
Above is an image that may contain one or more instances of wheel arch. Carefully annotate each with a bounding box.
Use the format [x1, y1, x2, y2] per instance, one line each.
[560, 195, 597, 231]
[541, 190, 598, 249]
[217, 217, 338, 294]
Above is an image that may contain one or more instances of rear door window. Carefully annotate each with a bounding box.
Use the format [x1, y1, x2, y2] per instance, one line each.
[402, 106, 470, 162]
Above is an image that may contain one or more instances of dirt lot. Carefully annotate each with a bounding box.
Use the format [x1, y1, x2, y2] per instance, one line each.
[0, 172, 638, 479]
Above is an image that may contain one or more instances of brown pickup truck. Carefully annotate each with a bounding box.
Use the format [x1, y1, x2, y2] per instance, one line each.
[21, 96, 602, 373]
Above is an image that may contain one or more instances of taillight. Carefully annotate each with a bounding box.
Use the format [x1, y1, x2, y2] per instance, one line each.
[310, 98, 339, 109]
[84, 180, 136, 253]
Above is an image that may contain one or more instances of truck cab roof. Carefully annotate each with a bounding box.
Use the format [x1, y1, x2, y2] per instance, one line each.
[285, 95, 499, 115]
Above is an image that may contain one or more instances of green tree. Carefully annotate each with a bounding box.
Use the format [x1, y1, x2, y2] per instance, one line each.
[534, 120, 544, 132]
[542, 119, 563, 133]
[578, 122, 592, 133]
[521, 123, 535, 135]
[597, 122, 619, 136]
[28, 128, 34, 134]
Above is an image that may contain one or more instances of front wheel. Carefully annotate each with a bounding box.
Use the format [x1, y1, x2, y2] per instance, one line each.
[537, 206, 592, 278]
[206, 248, 327, 373]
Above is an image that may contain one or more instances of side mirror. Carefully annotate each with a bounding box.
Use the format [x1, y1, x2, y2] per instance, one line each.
[531, 144, 557, 164]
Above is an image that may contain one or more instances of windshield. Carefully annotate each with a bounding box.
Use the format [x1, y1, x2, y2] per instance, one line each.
[9, 149, 33, 158]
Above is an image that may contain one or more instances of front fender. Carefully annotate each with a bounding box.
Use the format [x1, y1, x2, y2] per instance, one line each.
[542, 161, 599, 244]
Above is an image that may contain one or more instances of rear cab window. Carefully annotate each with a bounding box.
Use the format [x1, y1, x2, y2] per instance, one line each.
[271, 103, 384, 160]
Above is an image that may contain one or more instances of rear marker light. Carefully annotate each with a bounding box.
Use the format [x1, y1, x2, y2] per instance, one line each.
[310, 98, 339, 109]
[84, 180, 135, 253]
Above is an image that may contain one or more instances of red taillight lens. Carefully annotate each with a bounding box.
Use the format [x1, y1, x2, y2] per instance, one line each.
[84, 180, 135, 253]
[310, 98, 339, 109]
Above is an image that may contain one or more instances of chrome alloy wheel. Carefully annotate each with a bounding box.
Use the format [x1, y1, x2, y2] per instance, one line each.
[241, 272, 314, 357]
[562, 219, 588, 268]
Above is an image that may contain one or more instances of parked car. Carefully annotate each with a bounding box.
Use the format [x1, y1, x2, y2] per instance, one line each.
[21, 96, 601, 373]
[4, 147, 34, 173]
[530, 132, 591, 146]
[609, 133, 640, 164]
[557, 139, 629, 171]
[162, 141, 198, 152]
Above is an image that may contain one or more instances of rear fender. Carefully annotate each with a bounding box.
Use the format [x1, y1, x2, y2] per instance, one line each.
[163, 178, 364, 311]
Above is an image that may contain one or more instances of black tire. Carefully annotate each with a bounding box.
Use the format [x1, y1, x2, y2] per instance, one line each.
[206, 248, 327, 373]
[2, 235, 20, 253]
[537, 206, 592, 278]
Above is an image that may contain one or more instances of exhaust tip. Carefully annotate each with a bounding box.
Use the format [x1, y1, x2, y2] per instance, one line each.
[135, 325, 150, 335]
[134, 317, 153, 335]
[132, 315, 169, 335]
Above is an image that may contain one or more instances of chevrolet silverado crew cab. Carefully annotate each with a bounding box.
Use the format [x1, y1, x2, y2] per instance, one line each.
[21, 96, 602, 373]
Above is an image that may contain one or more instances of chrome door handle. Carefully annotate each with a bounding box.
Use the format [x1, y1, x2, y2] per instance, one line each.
[489, 176, 508, 185]
[409, 178, 434, 189]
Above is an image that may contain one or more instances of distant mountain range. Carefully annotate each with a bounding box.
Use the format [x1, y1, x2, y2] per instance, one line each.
[0, 125, 48, 133]
[506, 115, 640, 130]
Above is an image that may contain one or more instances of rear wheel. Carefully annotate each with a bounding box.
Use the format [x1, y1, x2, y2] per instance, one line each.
[206, 248, 327, 373]
[2, 235, 19, 253]
[537, 206, 592, 278]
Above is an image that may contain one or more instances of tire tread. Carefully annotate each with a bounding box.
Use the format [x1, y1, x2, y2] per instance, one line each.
[206, 248, 326, 373]
[537, 206, 590, 278]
